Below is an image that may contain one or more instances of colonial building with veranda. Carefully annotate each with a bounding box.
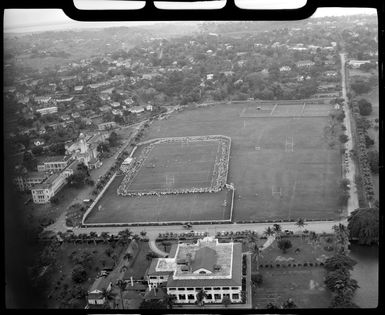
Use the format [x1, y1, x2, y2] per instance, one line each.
[145, 237, 243, 305]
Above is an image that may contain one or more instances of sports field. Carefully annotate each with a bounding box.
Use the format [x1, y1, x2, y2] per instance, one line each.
[86, 102, 341, 224]
[84, 173, 232, 224]
[123, 140, 219, 192]
[240, 102, 332, 118]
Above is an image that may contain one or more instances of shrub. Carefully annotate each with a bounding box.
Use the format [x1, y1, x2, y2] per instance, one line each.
[277, 239, 292, 253]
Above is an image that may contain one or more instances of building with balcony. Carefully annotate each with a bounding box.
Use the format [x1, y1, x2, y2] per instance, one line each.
[146, 237, 242, 305]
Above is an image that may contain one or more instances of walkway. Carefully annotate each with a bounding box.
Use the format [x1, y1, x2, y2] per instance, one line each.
[340, 52, 359, 215]
[148, 239, 168, 257]
[260, 236, 276, 252]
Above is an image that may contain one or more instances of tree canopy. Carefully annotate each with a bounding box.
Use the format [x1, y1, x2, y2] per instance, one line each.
[348, 208, 379, 245]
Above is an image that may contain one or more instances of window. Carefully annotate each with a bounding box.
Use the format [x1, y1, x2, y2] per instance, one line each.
[213, 287, 221, 291]
[187, 288, 194, 291]
[199, 270, 206, 274]
[204, 287, 211, 291]
[179, 294, 186, 300]
[169, 288, 176, 291]
[232, 293, 240, 300]
[187, 294, 195, 300]
[149, 276, 156, 279]
[196, 287, 202, 291]
[231, 287, 240, 290]
[206, 294, 213, 300]
[179, 288, 186, 291]
[223, 287, 230, 290]
[214, 294, 221, 300]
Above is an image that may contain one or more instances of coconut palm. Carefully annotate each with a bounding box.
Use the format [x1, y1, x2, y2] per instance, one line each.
[101, 232, 110, 244]
[247, 233, 260, 268]
[89, 231, 98, 246]
[272, 224, 282, 239]
[295, 218, 306, 230]
[164, 293, 177, 309]
[117, 280, 126, 309]
[101, 288, 114, 309]
[264, 226, 274, 238]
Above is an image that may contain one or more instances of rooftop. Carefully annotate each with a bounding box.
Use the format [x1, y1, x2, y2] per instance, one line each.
[37, 155, 69, 164]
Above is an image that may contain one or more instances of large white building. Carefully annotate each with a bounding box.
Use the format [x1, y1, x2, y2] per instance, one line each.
[37, 155, 71, 173]
[146, 237, 243, 305]
[13, 171, 48, 192]
[31, 160, 79, 203]
[65, 133, 104, 168]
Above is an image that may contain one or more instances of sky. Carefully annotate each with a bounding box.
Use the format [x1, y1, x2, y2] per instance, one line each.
[3, 1, 377, 33]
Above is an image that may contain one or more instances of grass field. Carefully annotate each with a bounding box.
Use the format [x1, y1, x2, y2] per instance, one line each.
[252, 267, 331, 308]
[241, 102, 331, 118]
[86, 102, 341, 224]
[85, 173, 232, 224]
[126, 140, 219, 192]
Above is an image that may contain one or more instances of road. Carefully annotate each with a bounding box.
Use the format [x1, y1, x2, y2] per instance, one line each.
[340, 52, 360, 215]
[53, 219, 346, 240]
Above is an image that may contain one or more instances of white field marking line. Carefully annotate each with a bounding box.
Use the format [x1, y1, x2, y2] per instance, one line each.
[288, 173, 298, 221]
[301, 102, 306, 116]
[270, 103, 278, 116]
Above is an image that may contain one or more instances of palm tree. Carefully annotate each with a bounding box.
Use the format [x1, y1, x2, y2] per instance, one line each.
[272, 224, 282, 239]
[164, 293, 177, 309]
[101, 232, 110, 244]
[295, 218, 306, 231]
[101, 288, 114, 309]
[117, 280, 126, 309]
[264, 226, 274, 238]
[140, 230, 147, 239]
[118, 229, 133, 246]
[89, 231, 98, 246]
[247, 233, 260, 269]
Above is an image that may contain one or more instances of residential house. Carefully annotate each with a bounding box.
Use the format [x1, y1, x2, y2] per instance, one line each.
[348, 60, 371, 68]
[87, 277, 112, 306]
[36, 106, 58, 116]
[33, 139, 45, 147]
[295, 60, 315, 68]
[279, 66, 291, 72]
[128, 106, 145, 114]
[98, 121, 117, 131]
[74, 85, 84, 92]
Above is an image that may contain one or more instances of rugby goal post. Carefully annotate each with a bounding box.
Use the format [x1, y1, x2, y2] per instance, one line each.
[165, 174, 175, 186]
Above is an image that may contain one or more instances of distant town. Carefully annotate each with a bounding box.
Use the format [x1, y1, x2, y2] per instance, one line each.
[4, 14, 379, 310]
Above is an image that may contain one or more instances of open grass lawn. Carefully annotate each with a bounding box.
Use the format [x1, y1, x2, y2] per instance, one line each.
[252, 267, 331, 309]
[43, 242, 126, 308]
[119, 241, 152, 280]
[255, 235, 335, 270]
[143, 103, 341, 222]
[241, 102, 331, 118]
[86, 174, 232, 224]
[88, 102, 341, 224]
[127, 140, 219, 192]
